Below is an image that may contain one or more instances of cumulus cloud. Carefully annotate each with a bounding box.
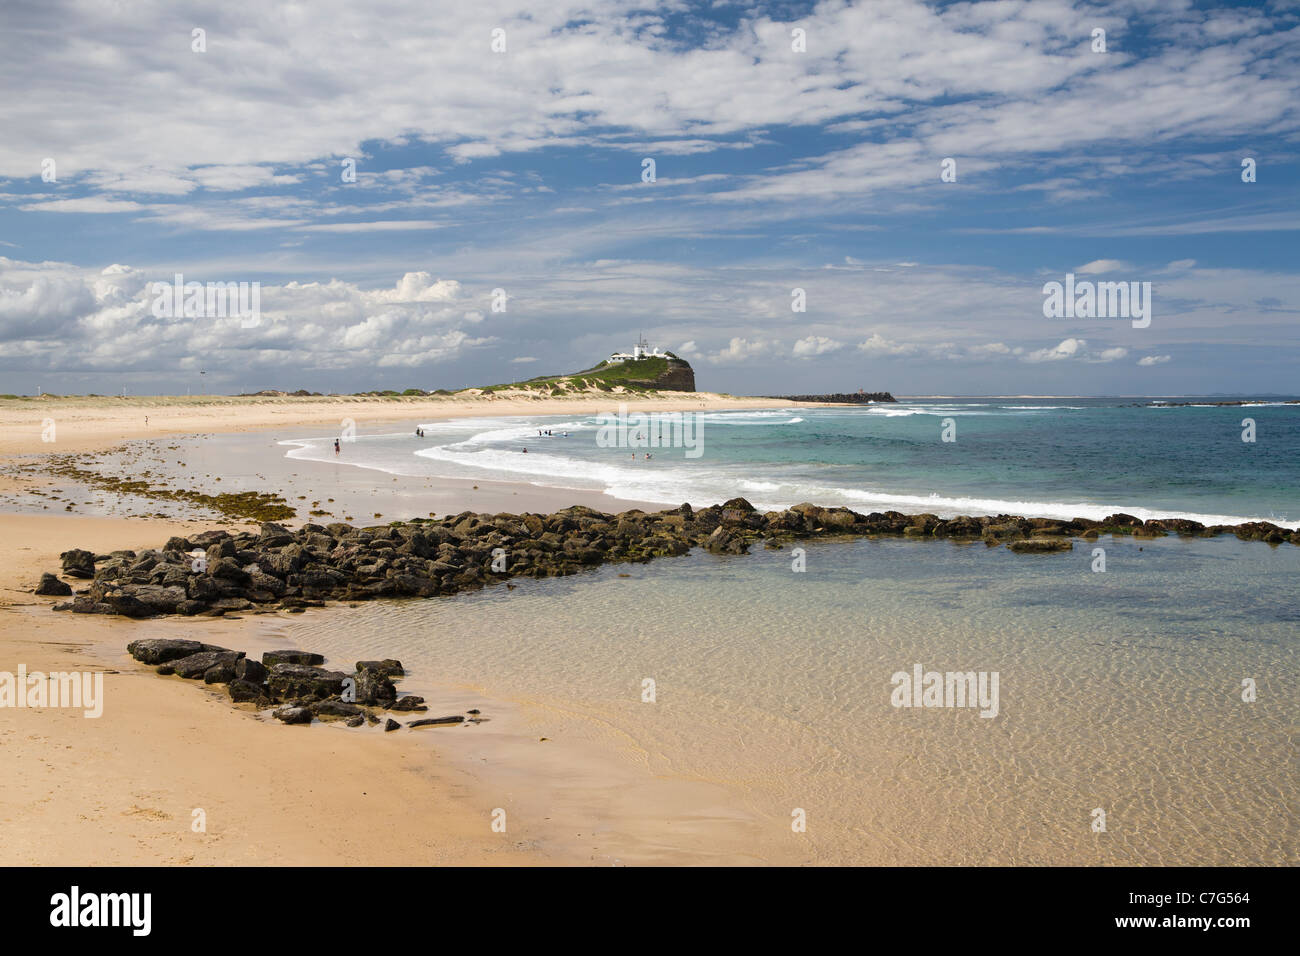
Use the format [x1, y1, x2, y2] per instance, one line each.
[0, 258, 490, 381]
[1138, 354, 1172, 366]
[1024, 338, 1086, 362]
[366, 272, 461, 304]
[1024, 339, 1129, 364]
[857, 334, 919, 356]
[0, 274, 97, 338]
[792, 336, 844, 358]
[708, 337, 777, 364]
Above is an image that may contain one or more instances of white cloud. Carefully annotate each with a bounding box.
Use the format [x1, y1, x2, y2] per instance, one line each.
[1024, 338, 1086, 362]
[792, 335, 844, 357]
[1, 0, 1292, 212]
[365, 272, 461, 304]
[1024, 339, 1129, 364]
[1138, 354, 1172, 366]
[1075, 259, 1128, 275]
[708, 337, 777, 364]
[967, 342, 1012, 357]
[0, 258, 488, 379]
[857, 334, 918, 356]
[295, 220, 449, 233]
[18, 197, 143, 214]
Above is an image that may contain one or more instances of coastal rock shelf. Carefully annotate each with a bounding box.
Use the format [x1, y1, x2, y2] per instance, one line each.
[124, 639, 473, 730]
[43, 500, 1298, 619]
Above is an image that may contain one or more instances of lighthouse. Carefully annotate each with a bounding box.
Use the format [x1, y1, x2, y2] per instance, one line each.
[608, 334, 663, 364]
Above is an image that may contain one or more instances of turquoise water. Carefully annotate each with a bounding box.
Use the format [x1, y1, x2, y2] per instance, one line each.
[282, 398, 1300, 527]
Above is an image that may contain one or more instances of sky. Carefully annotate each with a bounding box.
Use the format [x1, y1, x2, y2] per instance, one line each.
[0, 0, 1297, 397]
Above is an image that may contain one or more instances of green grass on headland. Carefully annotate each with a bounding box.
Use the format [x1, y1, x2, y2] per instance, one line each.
[479, 355, 681, 394]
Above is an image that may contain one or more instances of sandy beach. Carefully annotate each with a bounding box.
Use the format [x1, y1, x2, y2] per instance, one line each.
[0, 392, 802, 867]
[2, 393, 1295, 868]
[0, 391, 800, 457]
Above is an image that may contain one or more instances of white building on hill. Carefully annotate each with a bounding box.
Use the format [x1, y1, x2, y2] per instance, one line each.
[608, 334, 664, 363]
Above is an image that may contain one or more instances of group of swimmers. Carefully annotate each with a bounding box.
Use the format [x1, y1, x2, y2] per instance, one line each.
[522, 427, 570, 454]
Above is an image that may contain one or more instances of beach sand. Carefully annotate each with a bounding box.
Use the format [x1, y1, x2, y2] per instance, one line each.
[0, 392, 798, 866]
[0, 391, 799, 457]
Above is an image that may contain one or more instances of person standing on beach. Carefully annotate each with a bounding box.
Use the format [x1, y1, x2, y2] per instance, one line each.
[334, 439, 340, 455]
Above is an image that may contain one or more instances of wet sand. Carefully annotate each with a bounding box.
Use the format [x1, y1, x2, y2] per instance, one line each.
[0, 393, 795, 866]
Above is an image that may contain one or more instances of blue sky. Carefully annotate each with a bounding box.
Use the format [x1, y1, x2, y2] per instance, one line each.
[1, 0, 1297, 396]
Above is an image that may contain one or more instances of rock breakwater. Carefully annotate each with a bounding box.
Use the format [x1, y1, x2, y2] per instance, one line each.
[40, 501, 1298, 620]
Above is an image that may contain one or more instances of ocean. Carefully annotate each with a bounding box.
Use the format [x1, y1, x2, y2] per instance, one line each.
[282, 397, 1300, 528]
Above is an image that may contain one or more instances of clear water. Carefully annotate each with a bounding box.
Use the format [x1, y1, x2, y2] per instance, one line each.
[281, 398, 1300, 527]
[265, 533, 1299, 865]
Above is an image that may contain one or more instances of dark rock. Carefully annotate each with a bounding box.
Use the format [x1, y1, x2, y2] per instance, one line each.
[234, 658, 268, 683]
[389, 696, 427, 712]
[310, 700, 364, 720]
[210, 596, 253, 612]
[203, 660, 239, 684]
[106, 593, 154, 618]
[1103, 513, 1143, 528]
[267, 663, 349, 699]
[35, 573, 73, 596]
[273, 705, 314, 725]
[345, 715, 365, 728]
[127, 638, 212, 664]
[353, 669, 396, 706]
[704, 526, 748, 555]
[384, 718, 401, 732]
[228, 679, 268, 703]
[60, 549, 97, 579]
[407, 716, 464, 727]
[257, 521, 295, 547]
[263, 649, 326, 667]
[1007, 538, 1073, 553]
[167, 650, 244, 679]
[126, 584, 188, 614]
[356, 659, 404, 677]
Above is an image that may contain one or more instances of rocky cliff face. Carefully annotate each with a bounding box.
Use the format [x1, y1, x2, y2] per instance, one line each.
[640, 357, 695, 391]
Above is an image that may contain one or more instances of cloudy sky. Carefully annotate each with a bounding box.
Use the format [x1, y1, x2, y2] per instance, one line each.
[1, 0, 1297, 396]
